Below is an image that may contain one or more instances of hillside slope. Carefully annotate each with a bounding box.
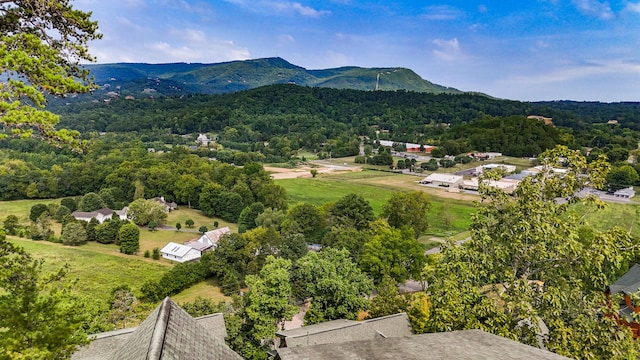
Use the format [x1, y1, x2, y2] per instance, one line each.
[82, 57, 460, 97]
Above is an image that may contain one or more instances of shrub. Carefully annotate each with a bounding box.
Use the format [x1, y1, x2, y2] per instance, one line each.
[29, 204, 49, 222]
[118, 223, 140, 255]
[61, 222, 87, 246]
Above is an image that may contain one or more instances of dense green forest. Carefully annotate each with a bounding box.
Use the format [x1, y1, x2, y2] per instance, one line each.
[3, 85, 639, 202]
[48, 84, 640, 158]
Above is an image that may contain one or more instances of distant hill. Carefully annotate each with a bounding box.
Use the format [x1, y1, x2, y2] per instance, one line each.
[80, 57, 461, 99]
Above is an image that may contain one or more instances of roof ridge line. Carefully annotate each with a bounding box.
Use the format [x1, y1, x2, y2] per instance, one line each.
[147, 297, 172, 360]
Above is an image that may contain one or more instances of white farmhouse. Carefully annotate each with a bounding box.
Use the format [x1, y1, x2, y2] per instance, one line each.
[160, 242, 201, 263]
[72, 207, 128, 224]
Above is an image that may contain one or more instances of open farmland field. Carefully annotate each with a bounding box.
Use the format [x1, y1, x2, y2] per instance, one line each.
[571, 201, 640, 239]
[277, 169, 477, 237]
[0, 198, 65, 224]
[7, 237, 169, 304]
[1, 203, 233, 305]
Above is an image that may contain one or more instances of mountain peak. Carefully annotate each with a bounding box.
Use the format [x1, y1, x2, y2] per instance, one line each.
[85, 57, 461, 96]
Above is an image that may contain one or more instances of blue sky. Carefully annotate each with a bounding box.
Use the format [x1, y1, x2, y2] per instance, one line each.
[75, 0, 640, 102]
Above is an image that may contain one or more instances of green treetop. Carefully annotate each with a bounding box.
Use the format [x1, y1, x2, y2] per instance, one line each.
[0, 231, 91, 358]
[0, 0, 101, 146]
[426, 146, 640, 358]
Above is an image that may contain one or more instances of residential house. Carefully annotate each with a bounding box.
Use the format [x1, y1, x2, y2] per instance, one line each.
[160, 242, 202, 263]
[152, 196, 178, 211]
[196, 133, 210, 146]
[275, 329, 570, 360]
[161, 227, 231, 263]
[606, 264, 640, 338]
[72, 207, 128, 224]
[188, 227, 231, 250]
[275, 313, 413, 349]
[72, 297, 241, 360]
[468, 152, 503, 160]
[613, 187, 635, 199]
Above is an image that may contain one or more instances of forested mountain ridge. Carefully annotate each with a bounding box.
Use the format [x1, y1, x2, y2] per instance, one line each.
[78, 57, 461, 98]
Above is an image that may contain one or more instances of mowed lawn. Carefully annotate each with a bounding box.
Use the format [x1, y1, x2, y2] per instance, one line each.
[167, 207, 238, 233]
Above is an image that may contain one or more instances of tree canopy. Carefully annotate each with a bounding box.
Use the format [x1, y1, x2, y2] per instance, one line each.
[425, 146, 640, 358]
[292, 248, 373, 324]
[0, 232, 90, 358]
[0, 0, 100, 145]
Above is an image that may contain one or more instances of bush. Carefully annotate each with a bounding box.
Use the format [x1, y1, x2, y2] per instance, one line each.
[144, 250, 151, 258]
[61, 222, 87, 246]
[3, 215, 19, 235]
[118, 223, 140, 255]
[54, 205, 71, 222]
[95, 219, 123, 244]
[29, 204, 49, 222]
[60, 197, 78, 212]
[152, 247, 161, 260]
[140, 259, 212, 301]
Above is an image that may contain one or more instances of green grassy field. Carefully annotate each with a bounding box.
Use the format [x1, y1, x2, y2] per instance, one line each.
[7, 237, 169, 304]
[277, 170, 476, 237]
[5, 171, 638, 309]
[0, 198, 64, 224]
[171, 278, 231, 304]
[571, 201, 640, 238]
[167, 208, 238, 233]
[277, 177, 394, 214]
[1, 202, 235, 305]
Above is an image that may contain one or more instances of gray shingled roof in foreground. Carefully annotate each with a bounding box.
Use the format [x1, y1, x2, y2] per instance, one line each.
[276, 313, 413, 348]
[608, 264, 640, 295]
[276, 329, 572, 360]
[72, 298, 241, 360]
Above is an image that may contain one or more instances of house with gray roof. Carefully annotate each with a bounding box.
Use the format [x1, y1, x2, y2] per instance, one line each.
[275, 329, 571, 360]
[72, 297, 240, 360]
[606, 263, 640, 338]
[275, 312, 413, 349]
[194, 227, 231, 250]
[72, 207, 128, 224]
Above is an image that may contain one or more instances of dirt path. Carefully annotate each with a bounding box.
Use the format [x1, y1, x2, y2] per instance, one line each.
[265, 162, 362, 180]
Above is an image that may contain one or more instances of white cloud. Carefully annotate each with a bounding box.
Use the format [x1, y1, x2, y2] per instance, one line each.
[324, 51, 352, 67]
[277, 34, 296, 45]
[536, 40, 551, 49]
[500, 60, 640, 85]
[625, 1, 640, 13]
[422, 5, 464, 20]
[572, 0, 615, 20]
[478, 4, 488, 13]
[169, 28, 207, 43]
[432, 38, 461, 61]
[272, 1, 330, 17]
[225, 0, 330, 17]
